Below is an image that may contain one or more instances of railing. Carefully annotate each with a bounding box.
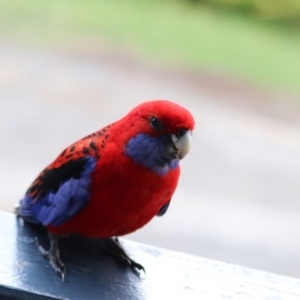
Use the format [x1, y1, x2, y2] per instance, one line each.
[0, 210, 299, 300]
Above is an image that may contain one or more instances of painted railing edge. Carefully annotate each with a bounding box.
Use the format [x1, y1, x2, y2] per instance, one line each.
[1, 210, 300, 300]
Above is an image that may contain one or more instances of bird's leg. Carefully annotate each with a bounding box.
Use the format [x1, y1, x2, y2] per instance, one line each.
[36, 232, 66, 281]
[106, 237, 145, 273]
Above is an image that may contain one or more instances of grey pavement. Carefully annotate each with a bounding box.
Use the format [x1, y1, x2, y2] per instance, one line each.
[1, 42, 300, 277]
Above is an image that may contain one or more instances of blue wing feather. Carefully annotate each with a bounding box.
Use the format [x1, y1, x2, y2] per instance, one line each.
[19, 156, 96, 226]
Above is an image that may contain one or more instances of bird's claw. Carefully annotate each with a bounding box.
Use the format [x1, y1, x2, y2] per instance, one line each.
[106, 237, 145, 274]
[49, 257, 66, 281]
[129, 259, 145, 273]
[36, 237, 66, 281]
[55, 267, 66, 282]
[118, 254, 145, 272]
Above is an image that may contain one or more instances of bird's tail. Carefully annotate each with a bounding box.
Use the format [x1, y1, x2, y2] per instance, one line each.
[14, 196, 39, 224]
[14, 200, 21, 216]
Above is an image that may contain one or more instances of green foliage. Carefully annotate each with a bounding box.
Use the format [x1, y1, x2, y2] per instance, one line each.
[188, 0, 300, 24]
[0, 0, 299, 92]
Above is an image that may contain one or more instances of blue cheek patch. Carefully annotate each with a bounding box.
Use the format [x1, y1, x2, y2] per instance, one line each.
[125, 133, 179, 175]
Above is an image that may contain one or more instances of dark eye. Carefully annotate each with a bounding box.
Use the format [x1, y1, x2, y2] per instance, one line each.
[150, 116, 163, 130]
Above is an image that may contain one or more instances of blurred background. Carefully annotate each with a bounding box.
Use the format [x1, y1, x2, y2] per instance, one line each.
[0, 0, 300, 278]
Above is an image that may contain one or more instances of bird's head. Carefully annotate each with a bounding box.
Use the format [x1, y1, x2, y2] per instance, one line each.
[120, 100, 195, 175]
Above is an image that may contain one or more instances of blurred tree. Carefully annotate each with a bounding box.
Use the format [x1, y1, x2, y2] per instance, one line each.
[183, 0, 300, 24]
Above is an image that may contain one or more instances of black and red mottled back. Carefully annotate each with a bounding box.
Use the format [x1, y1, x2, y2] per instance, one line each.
[19, 124, 113, 226]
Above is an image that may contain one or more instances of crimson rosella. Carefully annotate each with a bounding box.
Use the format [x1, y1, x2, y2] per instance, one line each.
[16, 100, 195, 280]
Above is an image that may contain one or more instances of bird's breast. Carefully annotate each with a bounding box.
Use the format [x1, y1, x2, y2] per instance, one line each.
[48, 153, 179, 238]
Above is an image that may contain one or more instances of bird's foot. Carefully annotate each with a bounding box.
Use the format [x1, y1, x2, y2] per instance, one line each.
[106, 237, 145, 274]
[36, 235, 66, 281]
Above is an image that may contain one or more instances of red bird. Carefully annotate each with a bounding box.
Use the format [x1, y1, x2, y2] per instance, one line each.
[16, 100, 195, 280]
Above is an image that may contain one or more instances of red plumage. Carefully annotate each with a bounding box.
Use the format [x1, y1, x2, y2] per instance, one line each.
[44, 100, 194, 237]
[18, 99, 195, 278]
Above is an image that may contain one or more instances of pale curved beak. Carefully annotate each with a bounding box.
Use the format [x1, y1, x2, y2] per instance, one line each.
[171, 130, 192, 160]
